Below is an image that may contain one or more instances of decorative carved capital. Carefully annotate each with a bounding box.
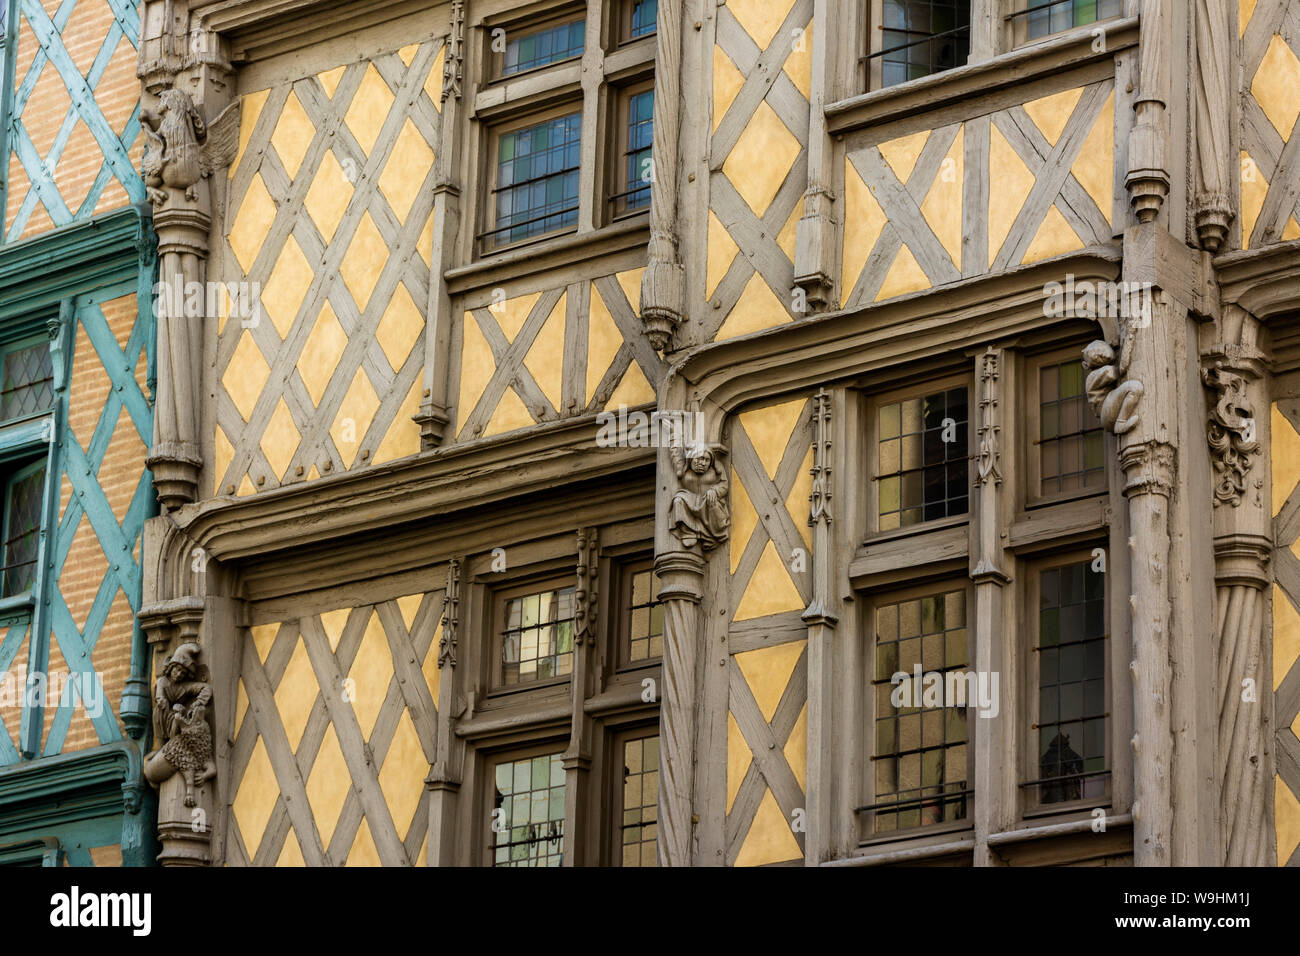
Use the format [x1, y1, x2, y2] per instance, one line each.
[1213, 533, 1272, 589]
[1203, 357, 1261, 507]
[140, 88, 238, 214]
[139, 596, 206, 648]
[1119, 440, 1177, 498]
[438, 558, 461, 668]
[414, 402, 450, 451]
[653, 549, 706, 605]
[1126, 102, 1170, 223]
[146, 442, 204, 513]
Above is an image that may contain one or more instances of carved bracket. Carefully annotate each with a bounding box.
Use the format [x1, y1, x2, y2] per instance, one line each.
[1202, 348, 1264, 507]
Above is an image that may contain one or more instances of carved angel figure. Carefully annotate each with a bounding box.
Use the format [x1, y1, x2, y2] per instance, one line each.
[668, 442, 730, 552]
[141, 90, 240, 208]
[1082, 337, 1144, 435]
[144, 642, 217, 808]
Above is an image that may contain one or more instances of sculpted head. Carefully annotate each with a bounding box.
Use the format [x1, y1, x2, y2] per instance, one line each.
[1081, 340, 1115, 371]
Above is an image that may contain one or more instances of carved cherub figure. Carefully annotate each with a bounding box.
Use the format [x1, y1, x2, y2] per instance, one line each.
[1082, 337, 1144, 435]
[144, 642, 217, 808]
[669, 441, 730, 552]
[141, 90, 239, 208]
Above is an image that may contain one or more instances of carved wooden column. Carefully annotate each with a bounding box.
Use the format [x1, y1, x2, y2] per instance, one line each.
[792, 1, 839, 310]
[802, 389, 837, 863]
[640, 0, 686, 351]
[417, 0, 465, 449]
[1193, 0, 1234, 251]
[562, 529, 599, 865]
[138, 13, 237, 511]
[1126, 0, 1171, 223]
[426, 558, 463, 864]
[971, 347, 1012, 866]
[1203, 317, 1272, 866]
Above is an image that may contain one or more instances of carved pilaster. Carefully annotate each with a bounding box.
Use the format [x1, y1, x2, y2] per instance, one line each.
[1126, 0, 1171, 223]
[973, 347, 1010, 583]
[438, 558, 461, 668]
[574, 528, 599, 646]
[1202, 345, 1264, 508]
[639, 0, 685, 351]
[1193, 0, 1234, 251]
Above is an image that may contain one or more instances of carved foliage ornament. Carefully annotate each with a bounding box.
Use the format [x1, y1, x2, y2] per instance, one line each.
[438, 558, 461, 668]
[977, 347, 1002, 486]
[809, 389, 832, 526]
[1203, 362, 1259, 507]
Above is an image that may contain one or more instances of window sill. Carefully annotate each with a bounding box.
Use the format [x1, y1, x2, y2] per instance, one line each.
[1007, 494, 1109, 553]
[0, 592, 34, 619]
[849, 518, 968, 587]
[449, 215, 650, 296]
[829, 831, 974, 867]
[992, 810, 1130, 847]
[827, 15, 1138, 137]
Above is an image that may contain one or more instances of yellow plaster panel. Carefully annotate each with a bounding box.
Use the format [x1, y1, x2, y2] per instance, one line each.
[784, 18, 813, 100]
[260, 399, 300, 482]
[524, 291, 566, 411]
[875, 243, 929, 302]
[715, 273, 790, 341]
[238, 474, 256, 497]
[304, 150, 354, 242]
[776, 196, 803, 263]
[727, 0, 791, 49]
[1274, 584, 1300, 691]
[398, 44, 418, 66]
[232, 737, 279, 855]
[397, 594, 422, 632]
[262, 234, 314, 338]
[340, 211, 388, 312]
[734, 539, 803, 619]
[276, 829, 306, 866]
[298, 304, 348, 408]
[878, 129, 929, 185]
[376, 283, 424, 373]
[730, 470, 759, 574]
[786, 448, 814, 550]
[235, 679, 249, 737]
[1022, 204, 1083, 264]
[722, 100, 801, 217]
[488, 291, 540, 344]
[320, 608, 351, 651]
[425, 47, 446, 106]
[271, 89, 315, 182]
[457, 313, 495, 434]
[424, 622, 443, 705]
[607, 360, 656, 409]
[1277, 775, 1300, 865]
[842, 158, 886, 300]
[726, 712, 749, 813]
[785, 703, 808, 791]
[318, 65, 346, 100]
[331, 368, 381, 466]
[228, 173, 277, 274]
[920, 125, 964, 271]
[1285, 217, 1300, 240]
[346, 817, 382, 866]
[378, 709, 426, 838]
[345, 64, 395, 155]
[1253, 34, 1300, 142]
[734, 789, 802, 866]
[379, 118, 434, 223]
[306, 724, 351, 847]
[988, 125, 1035, 267]
[742, 397, 805, 481]
[1023, 87, 1082, 147]
[735, 640, 804, 722]
[223, 331, 270, 424]
[1241, 150, 1267, 250]
[616, 267, 644, 313]
[214, 426, 234, 496]
[373, 378, 422, 466]
[483, 384, 535, 437]
[1071, 90, 1115, 225]
[274, 637, 319, 751]
[1240, 0, 1256, 37]
[251, 623, 279, 664]
[348, 610, 393, 740]
[707, 210, 740, 300]
[587, 285, 624, 404]
[1273, 404, 1300, 516]
[230, 88, 270, 180]
[712, 45, 746, 134]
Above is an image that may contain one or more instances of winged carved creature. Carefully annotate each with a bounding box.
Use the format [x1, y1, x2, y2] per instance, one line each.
[141, 89, 240, 208]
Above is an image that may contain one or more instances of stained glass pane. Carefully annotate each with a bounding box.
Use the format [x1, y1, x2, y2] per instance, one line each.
[619, 735, 658, 866]
[491, 752, 565, 866]
[630, 0, 658, 37]
[501, 585, 576, 685]
[627, 569, 664, 662]
[876, 387, 968, 527]
[502, 19, 585, 76]
[490, 112, 582, 247]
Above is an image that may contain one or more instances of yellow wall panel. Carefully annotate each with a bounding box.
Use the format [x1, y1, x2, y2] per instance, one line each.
[376, 283, 424, 373]
[271, 89, 315, 182]
[223, 331, 271, 424]
[306, 724, 351, 847]
[726, 712, 749, 813]
[345, 64, 396, 155]
[379, 118, 435, 222]
[339, 211, 388, 311]
[878, 130, 929, 185]
[1241, 150, 1268, 250]
[920, 125, 964, 271]
[729, 471, 759, 574]
[457, 312, 496, 433]
[1276, 776, 1300, 865]
[734, 640, 804, 722]
[262, 235, 314, 338]
[875, 243, 929, 301]
[330, 368, 381, 466]
[988, 125, 1035, 266]
[1022, 204, 1083, 264]
[712, 45, 746, 134]
[233, 737, 279, 855]
[260, 399, 301, 482]
[734, 789, 801, 866]
[714, 273, 790, 341]
[1071, 91, 1115, 225]
[378, 710, 427, 839]
[706, 209, 740, 300]
[524, 291, 566, 411]
[1252, 34, 1300, 142]
[298, 305, 349, 408]
[1023, 87, 1083, 147]
[722, 100, 800, 217]
[842, 159, 887, 299]
[1274, 584, 1300, 692]
[274, 637, 319, 751]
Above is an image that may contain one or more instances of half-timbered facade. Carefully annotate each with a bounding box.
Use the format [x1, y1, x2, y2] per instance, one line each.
[133, 0, 1298, 868]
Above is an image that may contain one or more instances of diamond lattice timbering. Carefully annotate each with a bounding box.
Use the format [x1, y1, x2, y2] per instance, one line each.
[1269, 401, 1300, 865]
[1239, 0, 1300, 248]
[215, 40, 446, 497]
[228, 593, 441, 866]
[4, 0, 144, 242]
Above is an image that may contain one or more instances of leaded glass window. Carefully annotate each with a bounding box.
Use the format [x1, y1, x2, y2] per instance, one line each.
[873, 0, 970, 89]
[2, 462, 45, 598]
[491, 752, 566, 866]
[1025, 0, 1122, 40]
[1040, 358, 1104, 496]
[615, 89, 654, 215]
[627, 568, 662, 662]
[876, 386, 968, 531]
[501, 18, 585, 76]
[1035, 560, 1107, 804]
[869, 588, 969, 833]
[629, 0, 658, 38]
[488, 112, 582, 248]
[0, 341, 54, 422]
[501, 585, 576, 684]
[619, 734, 658, 866]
